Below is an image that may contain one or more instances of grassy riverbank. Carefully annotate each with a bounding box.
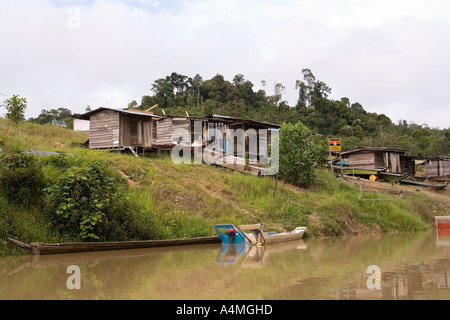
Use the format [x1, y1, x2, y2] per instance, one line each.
[0, 118, 448, 256]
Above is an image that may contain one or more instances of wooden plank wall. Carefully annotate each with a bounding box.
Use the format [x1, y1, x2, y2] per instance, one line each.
[202, 149, 261, 176]
[156, 118, 174, 145]
[258, 129, 268, 159]
[172, 118, 191, 146]
[125, 117, 153, 148]
[155, 118, 191, 146]
[152, 121, 158, 143]
[142, 119, 152, 147]
[345, 153, 377, 170]
[426, 159, 450, 177]
[89, 110, 120, 149]
[345, 151, 406, 173]
[121, 115, 130, 147]
[129, 117, 139, 146]
[374, 153, 386, 168]
[403, 156, 415, 175]
[389, 152, 401, 173]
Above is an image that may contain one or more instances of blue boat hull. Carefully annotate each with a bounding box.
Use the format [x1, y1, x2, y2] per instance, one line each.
[215, 224, 248, 245]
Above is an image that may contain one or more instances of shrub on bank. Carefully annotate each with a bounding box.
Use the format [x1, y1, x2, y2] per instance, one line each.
[43, 156, 152, 241]
[0, 148, 44, 206]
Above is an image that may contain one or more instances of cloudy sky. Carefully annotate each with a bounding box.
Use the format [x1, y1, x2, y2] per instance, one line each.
[1, 0, 449, 129]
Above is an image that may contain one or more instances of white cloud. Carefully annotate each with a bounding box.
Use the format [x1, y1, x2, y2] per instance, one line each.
[0, 0, 449, 129]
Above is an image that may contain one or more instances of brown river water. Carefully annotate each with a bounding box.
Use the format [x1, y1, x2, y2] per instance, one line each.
[1, 231, 450, 300]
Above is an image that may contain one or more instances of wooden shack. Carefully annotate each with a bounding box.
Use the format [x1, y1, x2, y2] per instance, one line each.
[153, 114, 280, 159]
[75, 107, 165, 151]
[422, 157, 450, 179]
[204, 114, 280, 159]
[153, 116, 198, 148]
[340, 147, 414, 174]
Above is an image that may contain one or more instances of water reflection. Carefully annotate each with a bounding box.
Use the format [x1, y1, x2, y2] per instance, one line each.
[216, 241, 307, 267]
[1, 231, 450, 300]
[437, 229, 450, 247]
[216, 243, 251, 266]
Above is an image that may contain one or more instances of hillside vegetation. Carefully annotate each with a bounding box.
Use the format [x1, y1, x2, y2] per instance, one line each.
[29, 70, 450, 158]
[0, 118, 448, 256]
[129, 70, 449, 157]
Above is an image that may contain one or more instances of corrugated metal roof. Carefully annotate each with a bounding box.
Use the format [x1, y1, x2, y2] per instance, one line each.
[75, 107, 167, 120]
[205, 114, 280, 128]
[340, 147, 411, 155]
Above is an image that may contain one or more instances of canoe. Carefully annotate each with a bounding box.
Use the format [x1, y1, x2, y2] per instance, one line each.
[238, 224, 306, 245]
[333, 167, 379, 176]
[214, 223, 306, 246]
[400, 179, 448, 190]
[379, 172, 411, 182]
[8, 236, 221, 255]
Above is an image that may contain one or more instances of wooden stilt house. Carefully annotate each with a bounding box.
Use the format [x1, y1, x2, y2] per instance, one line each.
[151, 114, 280, 175]
[422, 157, 450, 179]
[339, 147, 414, 174]
[75, 107, 166, 151]
[153, 114, 280, 160]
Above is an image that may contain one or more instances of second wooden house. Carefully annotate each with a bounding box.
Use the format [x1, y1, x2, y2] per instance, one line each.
[153, 114, 280, 160]
[420, 157, 450, 180]
[337, 147, 415, 181]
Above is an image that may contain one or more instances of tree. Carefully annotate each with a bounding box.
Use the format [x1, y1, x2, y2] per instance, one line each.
[192, 74, 204, 108]
[302, 68, 316, 87]
[273, 82, 285, 106]
[311, 81, 331, 100]
[295, 80, 310, 109]
[151, 77, 176, 109]
[28, 107, 73, 125]
[2, 95, 27, 123]
[128, 101, 138, 109]
[296, 68, 316, 108]
[279, 121, 324, 187]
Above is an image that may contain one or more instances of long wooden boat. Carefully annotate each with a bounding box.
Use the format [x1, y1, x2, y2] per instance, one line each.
[8, 236, 221, 255]
[333, 166, 412, 182]
[379, 172, 411, 182]
[400, 179, 448, 190]
[333, 167, 378, 176]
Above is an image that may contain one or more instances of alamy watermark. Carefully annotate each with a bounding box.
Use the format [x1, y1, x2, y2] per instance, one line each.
[66, 265, 81, 290]
[67, 5, 81, 30]
[170, 121, 279, 176]
[366, 265, 381, 290]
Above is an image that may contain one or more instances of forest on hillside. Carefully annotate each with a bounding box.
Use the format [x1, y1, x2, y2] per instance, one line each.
[128, 69, 449, 158]
[27, 69, 449, 158]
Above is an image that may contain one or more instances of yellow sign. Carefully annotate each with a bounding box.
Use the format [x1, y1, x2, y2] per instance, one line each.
[329, 139, 341, 152]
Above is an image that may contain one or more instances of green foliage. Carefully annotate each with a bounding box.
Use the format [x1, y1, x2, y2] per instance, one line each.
[279, 121, 324, 187]
[28, 107, 75, 126]
[133, 70, 449, 158]
[44, 160, 127, 240]
[42, 152, 71, 169]
[1, 95, 27, 123]
[0, 148, 44, 206]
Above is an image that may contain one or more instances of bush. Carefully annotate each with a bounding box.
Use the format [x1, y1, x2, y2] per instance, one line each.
[0, 148, 44, 206]
[279, 121, 324, 187]
[44, 160, 131, 241]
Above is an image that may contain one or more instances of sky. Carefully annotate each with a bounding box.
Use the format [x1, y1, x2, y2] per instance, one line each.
[0, 0, 449, 129]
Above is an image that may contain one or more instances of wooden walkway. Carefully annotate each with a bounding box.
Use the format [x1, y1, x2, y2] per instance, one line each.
[201, 149, 263, 176]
